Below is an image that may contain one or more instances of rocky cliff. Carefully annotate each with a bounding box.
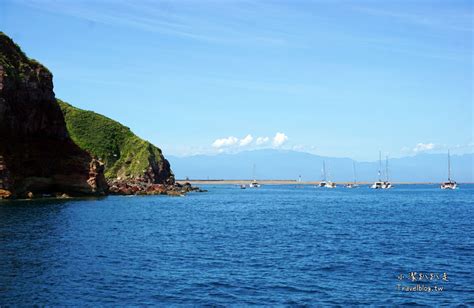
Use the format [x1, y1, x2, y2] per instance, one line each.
[58, 100, 175, 185]
[0, 32, 108, 198]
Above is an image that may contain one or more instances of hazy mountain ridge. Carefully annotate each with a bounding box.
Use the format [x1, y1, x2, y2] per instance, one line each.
[168, 149, 473, 182]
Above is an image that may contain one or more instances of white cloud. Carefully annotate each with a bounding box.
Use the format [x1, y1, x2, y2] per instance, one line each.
[212, 136, 239, 148]
[212, 132, 289, 151]
[413, 142, 436, 152]
[272, 132, 288, 147]
[403, 142, 473, 156]
[256, 136, 270, 145]
[239, 134, 253, 146]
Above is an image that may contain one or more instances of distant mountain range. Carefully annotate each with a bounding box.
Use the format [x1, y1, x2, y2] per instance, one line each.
[168, 149, 473, 182]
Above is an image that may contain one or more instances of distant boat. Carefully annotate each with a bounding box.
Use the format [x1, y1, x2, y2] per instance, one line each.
[240, 184, 247, 189]
[441, 150, 457, 190]
[249, 164, 261, 188]
[371, 152, 392, 189]
[319, 161, 336, 188]
[346, 161, 359, 188]
[249, 181, 260, 188]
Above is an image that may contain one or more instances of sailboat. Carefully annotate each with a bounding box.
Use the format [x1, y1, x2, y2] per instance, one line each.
[371, 152, 391, 189]
[346, 161, 359, 188]
[249, 164, 261, 188]
[319, 161, 336, 188]
[441, 150, 457, 190]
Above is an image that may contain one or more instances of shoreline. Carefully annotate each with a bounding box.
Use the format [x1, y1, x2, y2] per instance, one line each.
[178, 180, 472, 185]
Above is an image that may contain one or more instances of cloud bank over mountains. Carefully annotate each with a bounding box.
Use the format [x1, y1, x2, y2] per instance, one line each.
[212, 132, 289, 152]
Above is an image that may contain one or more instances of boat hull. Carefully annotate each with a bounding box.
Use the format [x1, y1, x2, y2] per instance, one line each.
[371, 182, 392, 189]
[440, 183, 457, 190]
[319, 181, 336, 188]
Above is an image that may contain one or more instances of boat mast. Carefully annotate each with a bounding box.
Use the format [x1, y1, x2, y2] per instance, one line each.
[322, 161, 327, 181]
[448, 150, 451, 182]
[353, 161, 357, 184]
[385, 156, 389, 182]
[252, 163, 256, 181]
[378, 151, 382, 182]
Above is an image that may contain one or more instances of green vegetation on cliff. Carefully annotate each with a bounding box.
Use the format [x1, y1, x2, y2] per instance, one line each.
[58, 100, 173, 182]
[0, 32, 49, 81]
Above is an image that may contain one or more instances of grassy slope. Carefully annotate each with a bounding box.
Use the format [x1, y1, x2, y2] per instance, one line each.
[58, 100, 164, 180]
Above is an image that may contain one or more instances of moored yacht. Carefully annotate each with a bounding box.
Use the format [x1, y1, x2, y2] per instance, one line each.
[325, 181, 336, 188]
[371, 181, 385, 189]
[440, 181, 456, 190]
[346, 161, 359, 188]
[371, 152, 392, 189]
[441, 150, 457, 190]
[318, 161, 336, 188]
[248, 164, 261, 188]
[249, 180, 260, 188]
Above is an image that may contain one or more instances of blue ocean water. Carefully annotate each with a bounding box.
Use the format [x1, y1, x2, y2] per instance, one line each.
[0, 184, 473, 305]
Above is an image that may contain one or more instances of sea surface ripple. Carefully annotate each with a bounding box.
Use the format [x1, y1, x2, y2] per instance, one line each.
[0, 184, 473, 305]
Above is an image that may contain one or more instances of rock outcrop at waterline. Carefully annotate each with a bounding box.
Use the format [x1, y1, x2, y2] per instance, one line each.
[108, 180, 206, 196]
[0, 32, 108, 198]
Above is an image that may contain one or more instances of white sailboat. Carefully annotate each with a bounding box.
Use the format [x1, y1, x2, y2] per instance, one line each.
[371, 152, 391, 189]
[249, 181, 260, 188]
[318, 161, 327, 187]
[346, 161, 359, 188]
[441, 150, 457, 190]
[319, 161, 336, 188]
[249, 164, 261, 188]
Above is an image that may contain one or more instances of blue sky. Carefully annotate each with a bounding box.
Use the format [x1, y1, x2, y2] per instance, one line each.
[1, 0, 472, 160]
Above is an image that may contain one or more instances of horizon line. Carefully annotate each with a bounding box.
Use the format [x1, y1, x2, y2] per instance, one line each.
[176, 179, 473, 185]
[167, 148, 473, 160]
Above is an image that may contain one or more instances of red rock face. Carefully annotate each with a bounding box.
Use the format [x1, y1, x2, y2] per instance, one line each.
[0, 155, 12, 198]
[145, 158, 175, 185]
[0, 32, 108, 198]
